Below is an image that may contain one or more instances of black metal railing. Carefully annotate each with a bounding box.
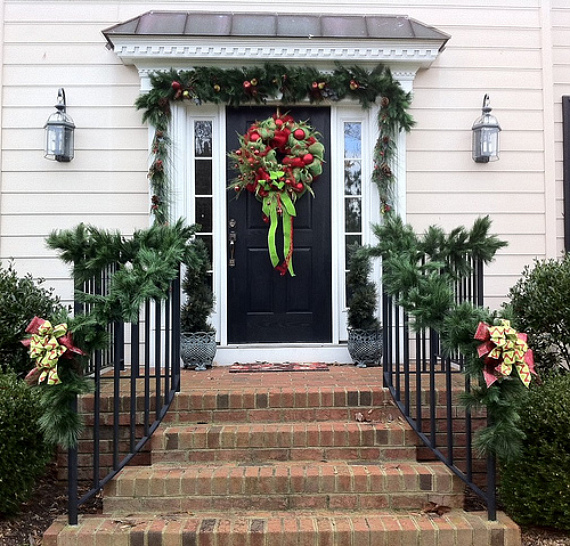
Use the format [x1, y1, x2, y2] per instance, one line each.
[67, 272, 181, 524]
[382, 259, 497, 520]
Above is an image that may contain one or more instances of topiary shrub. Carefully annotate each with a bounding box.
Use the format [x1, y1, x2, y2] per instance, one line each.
[499, 373, 570, 529]
[0, 261, 64, 377]
[0, 372, 52, 515]
[180, 238, 215, 334]
[508, 255, 570, 373]
[346, 244, 379, 331]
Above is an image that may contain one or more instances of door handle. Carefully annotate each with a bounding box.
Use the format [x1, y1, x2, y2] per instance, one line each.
[229, 230, 237, 267]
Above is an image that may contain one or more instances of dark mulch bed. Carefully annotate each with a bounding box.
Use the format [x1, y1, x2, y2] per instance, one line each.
[0, 461, 101, 546]
[0, 463, 568, 545]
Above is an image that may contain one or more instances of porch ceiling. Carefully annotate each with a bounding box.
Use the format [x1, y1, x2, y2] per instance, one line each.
[102, 11, 450, 70]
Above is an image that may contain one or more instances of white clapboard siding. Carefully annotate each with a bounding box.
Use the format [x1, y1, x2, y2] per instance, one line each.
[2, 106, 144, 129]
[1, 214, 151, 237]
[1, 171, 148, 193]
[3, 127, 146, 150]
[0, 0, 566, 312]
[2, 85, 142, 108]
[407, 171, 546, 194]
[552, 1, 570, 256]
[4, 23, 115, 43]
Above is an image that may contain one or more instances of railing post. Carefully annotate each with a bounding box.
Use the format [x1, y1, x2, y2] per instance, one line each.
[382, 288, 389, 388]
[487, 452, 497, 520]
[172, 271, 181, 392]
[67, 395, 79, 525]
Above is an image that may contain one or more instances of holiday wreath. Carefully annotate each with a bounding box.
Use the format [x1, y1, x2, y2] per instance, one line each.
[229, 112, 325, 276]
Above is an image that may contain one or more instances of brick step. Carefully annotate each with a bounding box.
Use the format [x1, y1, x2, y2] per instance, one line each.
[82, 385, 399, 426]
[150, 421, 419, 464]
[44, 510, 520, 546]
[103, 461, 464, 514]
[163, 405, 400, 425]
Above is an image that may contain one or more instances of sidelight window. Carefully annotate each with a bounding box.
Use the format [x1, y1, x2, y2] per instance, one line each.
[343, 121, 363, 305]
[193, 120, 213, 262]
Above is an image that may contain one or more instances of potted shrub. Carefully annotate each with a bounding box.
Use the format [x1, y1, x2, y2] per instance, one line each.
[346, 244, 382, 367]
[180, 239, 216, 370]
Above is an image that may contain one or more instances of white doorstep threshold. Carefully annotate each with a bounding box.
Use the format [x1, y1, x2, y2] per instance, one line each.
[214, 343, 351, 366]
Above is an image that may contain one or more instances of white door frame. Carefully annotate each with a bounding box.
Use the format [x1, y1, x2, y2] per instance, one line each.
[168, 97, 408, 365]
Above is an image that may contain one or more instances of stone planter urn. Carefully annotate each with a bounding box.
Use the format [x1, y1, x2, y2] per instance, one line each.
[180, 331, 217, 371]
[347, 327, 383, 368]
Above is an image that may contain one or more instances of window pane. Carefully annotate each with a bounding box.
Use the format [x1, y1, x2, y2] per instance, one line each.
[344, 122, 362, 158]
[196, 234, 213, 263]
[195, 197, 213, 232]
[344, 160, 361, 196]
[195, 161, 212, 195]
[344, 198, 361, 233]
[195, 121, 212, 157]
[345, 235, 362, 268]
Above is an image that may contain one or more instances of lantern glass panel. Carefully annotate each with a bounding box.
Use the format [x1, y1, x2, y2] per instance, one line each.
[44, 109, 75, 162]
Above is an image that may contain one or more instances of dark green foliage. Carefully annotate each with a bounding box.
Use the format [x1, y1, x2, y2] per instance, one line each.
[0, 262, 64, 377]
[500, 374, 570, 529]
[369, 214, 507, 331]
[42, 221, 197, 447]
[347, 245, 379, 331]
[508, 255, 570, 373]
[0, 372, 52, 515]
[442, 304, 531, 463]
[371, 214, 530, 461]
[135, 63, 415, 112]
[47, 220, 198, 324]
[181, 239, 215, 333]
[37, 367, 93, 449]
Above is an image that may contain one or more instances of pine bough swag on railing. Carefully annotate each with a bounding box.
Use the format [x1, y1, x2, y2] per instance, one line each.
[39, 220, 199, 448]
[370, 214, 536, 462]
[135, 63, 414, 223]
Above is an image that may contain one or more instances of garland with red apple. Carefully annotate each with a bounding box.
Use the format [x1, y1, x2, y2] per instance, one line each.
[135, 63, 414, 224]
[229, 113, 324, 275]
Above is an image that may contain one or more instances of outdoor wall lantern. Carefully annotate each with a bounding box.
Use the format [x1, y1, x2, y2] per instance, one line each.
[44, 88, 75, 162]
[472, 94, 501, 163]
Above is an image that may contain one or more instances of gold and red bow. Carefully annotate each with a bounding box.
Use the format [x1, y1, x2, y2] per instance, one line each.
[474, 319, 536, 388]
[21, 316, 85, 385]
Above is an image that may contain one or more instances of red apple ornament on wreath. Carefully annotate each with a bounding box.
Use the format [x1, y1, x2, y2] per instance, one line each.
[229, 112, 325, 276]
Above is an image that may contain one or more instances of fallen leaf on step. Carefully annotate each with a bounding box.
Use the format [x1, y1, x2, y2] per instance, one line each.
[422, 502, 451, 516]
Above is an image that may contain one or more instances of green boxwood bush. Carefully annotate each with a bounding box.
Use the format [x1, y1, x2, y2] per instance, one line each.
[0, 372, 52, 515]
[0, 261, 63, 377]
[499, 373, 570, 529]
[508, 255, 570, 373]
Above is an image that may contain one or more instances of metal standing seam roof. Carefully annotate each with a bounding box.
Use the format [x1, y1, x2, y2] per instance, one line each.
[103, 11, 450, 47]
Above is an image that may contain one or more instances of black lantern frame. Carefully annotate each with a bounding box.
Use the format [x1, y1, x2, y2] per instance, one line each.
[472, 94, 501, 163]
[44, 88, 75, 162]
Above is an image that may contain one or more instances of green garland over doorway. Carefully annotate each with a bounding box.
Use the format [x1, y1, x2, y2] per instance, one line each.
[135, 63, 415, 224]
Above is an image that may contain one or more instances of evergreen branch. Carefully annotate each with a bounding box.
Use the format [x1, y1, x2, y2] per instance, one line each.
[371, 214, 530, 461]
[134, 63, 414, 221]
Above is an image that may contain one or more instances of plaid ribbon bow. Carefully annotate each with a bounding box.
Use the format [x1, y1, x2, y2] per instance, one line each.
[474, 319, 536, 388]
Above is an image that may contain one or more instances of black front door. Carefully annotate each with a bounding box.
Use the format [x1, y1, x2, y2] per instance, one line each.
[226, 106, 332, 343]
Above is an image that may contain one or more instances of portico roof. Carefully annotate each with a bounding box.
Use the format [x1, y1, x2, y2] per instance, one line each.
[102, 11, 450, 70]
[103, 11, 449, 43]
